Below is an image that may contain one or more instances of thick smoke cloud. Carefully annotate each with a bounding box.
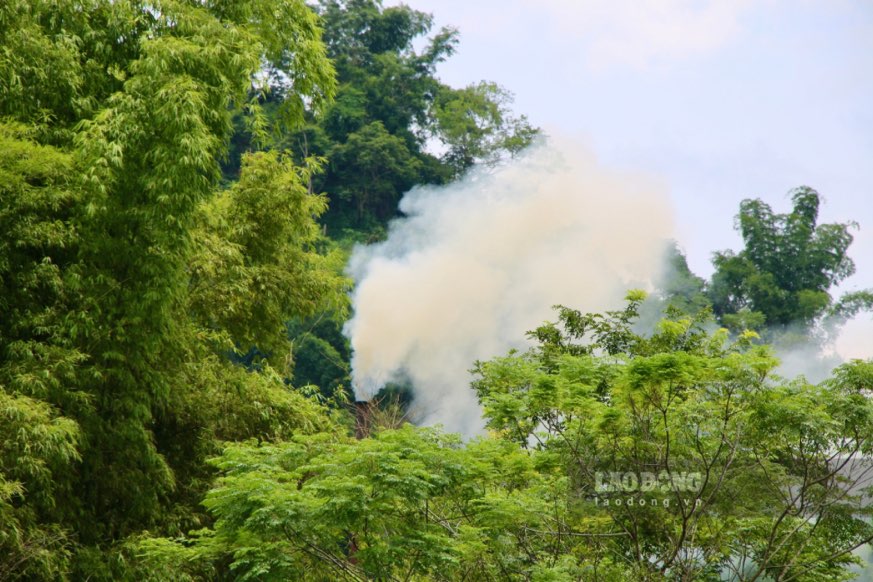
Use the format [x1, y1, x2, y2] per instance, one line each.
[345, 137, 674, 435]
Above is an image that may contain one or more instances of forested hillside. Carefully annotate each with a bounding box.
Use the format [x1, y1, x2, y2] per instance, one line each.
[1, 1, 872, 580]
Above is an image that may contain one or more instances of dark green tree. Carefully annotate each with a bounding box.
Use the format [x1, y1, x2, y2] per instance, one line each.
[329, 120, 424, 225]
[275, 0, 539, 233]
[709, 186, 872, 335]
[641, 243, 712, 322]
[287, 313, 352, 396]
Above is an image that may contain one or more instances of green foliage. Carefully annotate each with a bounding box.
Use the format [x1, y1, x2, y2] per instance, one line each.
[287, 312, 353, 397]
[274, 0, 539, 232]
[472, 296, 873, 580]
[135, 296, 873, 581]
[59, 0, 337, 543]
[189, 151, 349, 362]
[6, 1, 870, 580]
[709, 186, 871, 335]
[0, 392, 79, 580]
[329, 120, 424, 225]
[434, 81, 539, 175]
[0, 124, 86, 579]
[134, 427, 564, 581]
[0, 123, 86, 413]
[652, 243, 712, 316]
[0, 0, 343, 578]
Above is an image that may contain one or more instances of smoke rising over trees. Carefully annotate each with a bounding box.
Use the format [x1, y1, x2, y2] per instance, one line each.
[344, 137, 674, 434]
[1, 0, 871, 580]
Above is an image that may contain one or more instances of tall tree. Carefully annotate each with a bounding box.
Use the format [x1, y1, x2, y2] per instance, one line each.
[0, 123, 83, 580]
[709, 186, 873, 335]
[0, 1, 342, 577]
[433, 81, 539, 175]
[275, 0, 539, 232]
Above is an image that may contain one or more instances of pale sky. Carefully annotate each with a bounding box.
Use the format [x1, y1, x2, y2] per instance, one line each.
[388, 0, 873, 357]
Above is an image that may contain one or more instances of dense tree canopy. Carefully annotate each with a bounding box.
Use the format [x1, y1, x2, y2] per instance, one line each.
[0, 0, 343, 577]
[709, 186, 873, 335]
[133, 296, 873, 581]
[278, 0, 539, 232]
[2, 1, 871, 580]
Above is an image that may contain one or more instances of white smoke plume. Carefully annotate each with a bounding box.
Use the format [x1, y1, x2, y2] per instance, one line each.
[345, 136, 674, 435]
[773, 313, 873, 384]
[835, 315, 873, 362]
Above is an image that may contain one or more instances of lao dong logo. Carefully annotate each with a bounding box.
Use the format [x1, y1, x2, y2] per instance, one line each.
[595, 471, 702, 494]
